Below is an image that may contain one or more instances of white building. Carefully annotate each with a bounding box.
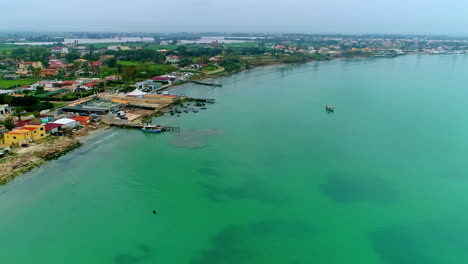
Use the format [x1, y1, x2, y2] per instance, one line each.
[165, 55, 181, 64]
[51, 47, 69, 54]
[52, 118, 78, 129]
[135, 80, 161, 91]
[0, 104, 13, 115]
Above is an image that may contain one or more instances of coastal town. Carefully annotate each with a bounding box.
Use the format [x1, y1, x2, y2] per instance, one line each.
[1, 32, 468, 183]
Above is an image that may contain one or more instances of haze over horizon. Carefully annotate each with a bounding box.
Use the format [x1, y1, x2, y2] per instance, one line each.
[2, 0, 468, 35]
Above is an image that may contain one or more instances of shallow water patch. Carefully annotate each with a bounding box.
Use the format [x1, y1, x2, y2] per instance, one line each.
[190, 220, 314, 264]
[371, 212, 468, 264]
[199, 178, 285, 205]
[169, 129, 222, 149]
[319, 171, 399, 204]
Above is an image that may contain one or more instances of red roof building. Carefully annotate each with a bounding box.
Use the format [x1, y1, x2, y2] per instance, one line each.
[71, 116, 91, 125]
[83, 82, 98, 88]
[45, 123, 62, 133]
[151, 76, 170, 81]
[88, 61, 103, 68]
[49, 60, 67, 69]
[15, 121, 40, 127]
[61, 80, 76, 86]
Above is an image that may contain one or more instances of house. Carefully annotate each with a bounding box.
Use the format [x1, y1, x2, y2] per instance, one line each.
[274, 45, 286, 50]
[22, 125, 46, 141]
[51, 47, 69, 54]
[165, 55, 181, 64]
[0, 104, 13, 115]
[100, 55, 115, 61]
[14, 121, 39, 128]
[49, 59, 67, 69]
[40, 68, 59, 77]
[45, 123, 62, 134]
[88, 61, 103, 68]
[3, 125, 46, 146]
[72, 116, 91, 125]
[80, 82, 98, 90]
[209, 56, 222, 63]
[17, 61, 43, 74]
[52, 118, 78, 129]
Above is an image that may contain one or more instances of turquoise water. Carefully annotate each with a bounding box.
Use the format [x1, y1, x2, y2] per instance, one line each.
[1, 55, 468, 263]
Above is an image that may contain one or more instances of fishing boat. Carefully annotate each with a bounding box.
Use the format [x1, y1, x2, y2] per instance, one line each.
[325, 105, 335, 112]
[142, 125, 163, 133]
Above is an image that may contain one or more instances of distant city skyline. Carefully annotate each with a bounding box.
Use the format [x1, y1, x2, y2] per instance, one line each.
[3, 0, 468, 35]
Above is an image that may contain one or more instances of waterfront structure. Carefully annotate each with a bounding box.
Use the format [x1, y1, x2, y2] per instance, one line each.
[51, 118, 78, 129]
[62, 99, 123, 115]
[135, 80, 161, 91]
[3, 125, 46, 146]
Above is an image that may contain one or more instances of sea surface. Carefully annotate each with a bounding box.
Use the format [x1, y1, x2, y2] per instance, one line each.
[1, 55, 468, 263]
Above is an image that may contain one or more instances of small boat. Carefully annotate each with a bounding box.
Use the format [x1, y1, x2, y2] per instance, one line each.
[142, 125, 163, 133]
[325, 105, 335, 112]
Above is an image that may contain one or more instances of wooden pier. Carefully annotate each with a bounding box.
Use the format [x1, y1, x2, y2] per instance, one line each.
[107, 122, 180, 132]
[191, 98, 216, 103]
[189, 80, 222, 87]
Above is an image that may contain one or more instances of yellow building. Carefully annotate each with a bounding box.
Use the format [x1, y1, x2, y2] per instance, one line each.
[3, 125, 46, 146]
[23, 125, 46, 141]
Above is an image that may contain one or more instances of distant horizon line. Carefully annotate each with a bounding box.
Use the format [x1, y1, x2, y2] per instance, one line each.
[1, 30, 468, 37]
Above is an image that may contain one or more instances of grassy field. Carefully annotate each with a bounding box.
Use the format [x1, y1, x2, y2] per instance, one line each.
[225, 42, 259, 49]
[51, 102, 67, 108]
[117, 61, 177, 77]
[0, 44, 19, 58]
[0, 79, 36, 89]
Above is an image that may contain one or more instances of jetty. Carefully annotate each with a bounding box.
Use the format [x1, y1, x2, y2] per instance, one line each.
[190, 97, 215, 103]
[189, 80, 222, 87]
[109, 122, 180, 132]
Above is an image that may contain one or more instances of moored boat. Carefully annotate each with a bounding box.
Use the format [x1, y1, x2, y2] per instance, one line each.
[142, 125, 163, 133]
[325, 105, 335, 112]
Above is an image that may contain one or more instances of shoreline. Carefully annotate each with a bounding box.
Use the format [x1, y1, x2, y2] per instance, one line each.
[0, 125, 112, 186]
[0, 54, 406, 186]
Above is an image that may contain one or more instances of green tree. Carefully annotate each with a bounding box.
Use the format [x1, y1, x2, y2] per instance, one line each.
[4, 117, 15, 131]
[66, 53, 81, 62]
[175, 45, 188, 56]
[13, 107, 24, 122]
[105, 57, 117, 67]
[121, 66, 136, 81]
[11, 48, 27, 59]
[32, 67, 41, 80]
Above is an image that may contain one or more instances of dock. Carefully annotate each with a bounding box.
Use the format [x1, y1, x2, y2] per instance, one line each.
[189, 80, 222, 87]
[190, 97, 216, 103]
[109, 122, 180, 132]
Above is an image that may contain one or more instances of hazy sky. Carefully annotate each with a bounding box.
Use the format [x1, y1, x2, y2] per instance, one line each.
[2, 0, 468, 34]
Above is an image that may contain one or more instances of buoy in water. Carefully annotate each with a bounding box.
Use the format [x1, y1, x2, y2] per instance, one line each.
[153, 210, 157, 215]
